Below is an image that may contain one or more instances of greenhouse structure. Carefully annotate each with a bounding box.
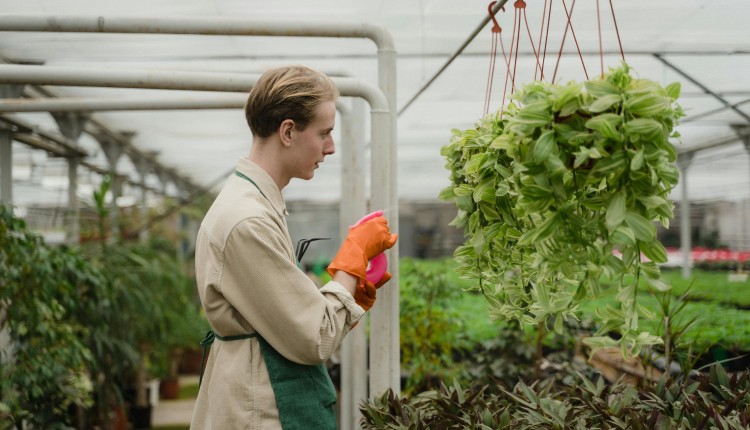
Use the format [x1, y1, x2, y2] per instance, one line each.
[1, 1, 749, 429]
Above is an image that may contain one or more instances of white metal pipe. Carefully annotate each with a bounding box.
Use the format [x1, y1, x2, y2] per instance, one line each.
[678, 153, 693, 279]
[339, 98, 367, 430]
[0, 95, 247, 112]
[67, 156, 79, 245]
[371, 43, 400, 396]
[0, 65, 389, 111]
[0, 15, 395, 51]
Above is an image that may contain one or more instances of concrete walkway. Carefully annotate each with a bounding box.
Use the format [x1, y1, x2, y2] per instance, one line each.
[152, 375, 197, 428]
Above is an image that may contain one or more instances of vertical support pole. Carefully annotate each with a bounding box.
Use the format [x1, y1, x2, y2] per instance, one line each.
[134, 156, 152, 242]
[0, 88, 19, 368]
[339, 98, 367, 430]
[67, 156, 80, 245]
[678, 153, 693, 279]
[0, 129, 11, 206]
[741, 132, 750, 254]
[98, 136, 124, 242]
[369, 42, 400, 397]
[0, 85, 23, 208]
[53, 113, 88, 246]
[0, 130, 10, 366]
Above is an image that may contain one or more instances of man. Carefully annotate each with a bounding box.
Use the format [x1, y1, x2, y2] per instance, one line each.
[190, 65, 397, 429]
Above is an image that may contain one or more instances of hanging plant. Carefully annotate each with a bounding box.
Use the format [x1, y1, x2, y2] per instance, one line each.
[440, 63, 684, 356]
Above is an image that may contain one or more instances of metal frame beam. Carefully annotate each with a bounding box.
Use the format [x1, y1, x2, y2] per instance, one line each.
[654, 54, 750, 124]
[0, 95, 246, 112]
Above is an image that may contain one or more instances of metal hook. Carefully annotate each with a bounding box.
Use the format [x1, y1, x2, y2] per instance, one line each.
[488, 1, 503, 33]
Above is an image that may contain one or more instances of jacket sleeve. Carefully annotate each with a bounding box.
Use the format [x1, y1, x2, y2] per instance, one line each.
[218, 216, 365, 365]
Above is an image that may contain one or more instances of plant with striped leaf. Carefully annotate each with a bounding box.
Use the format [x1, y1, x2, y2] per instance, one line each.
[440, 63, 684, 356]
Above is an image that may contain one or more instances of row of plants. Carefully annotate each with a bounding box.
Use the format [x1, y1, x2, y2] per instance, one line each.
[659, 269, 750, 309]
[0, 199, 206, 429]
[367, 257, 750, 428]
[362, 365, 750, 429]
[409, 258, 750, 359]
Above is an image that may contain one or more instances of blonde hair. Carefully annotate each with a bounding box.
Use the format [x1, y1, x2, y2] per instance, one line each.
[245, 65, 339, 138]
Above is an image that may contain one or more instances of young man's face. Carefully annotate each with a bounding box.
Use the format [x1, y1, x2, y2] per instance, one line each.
[289, 100, 336, 181]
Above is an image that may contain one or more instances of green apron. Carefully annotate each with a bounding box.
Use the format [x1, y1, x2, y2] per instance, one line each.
[200, 330, 338, 430]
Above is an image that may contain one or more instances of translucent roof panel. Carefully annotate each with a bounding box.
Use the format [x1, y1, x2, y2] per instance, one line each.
[1, 0, 749, 203]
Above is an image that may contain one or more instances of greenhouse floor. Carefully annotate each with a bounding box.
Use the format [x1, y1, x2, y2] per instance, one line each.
[152, 375, 197, 428]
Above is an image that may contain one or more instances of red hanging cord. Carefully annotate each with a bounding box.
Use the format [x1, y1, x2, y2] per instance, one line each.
[541, 0, 553, 81]
[535, 0, 549, 80]
[484, 31, 499, 115]
[484, 2, 504, 115]
[509, 1, 524, 99]
[522, 6, 543, 81]
[609, 0, 626, 61]
[501, 1, 520, 111]
[552, 0, 588, 83]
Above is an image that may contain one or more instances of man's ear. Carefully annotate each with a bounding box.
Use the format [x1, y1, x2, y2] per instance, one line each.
[279, 119, 295, 147]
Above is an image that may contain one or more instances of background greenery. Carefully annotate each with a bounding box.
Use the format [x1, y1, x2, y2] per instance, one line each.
[0, 204, 207, 429]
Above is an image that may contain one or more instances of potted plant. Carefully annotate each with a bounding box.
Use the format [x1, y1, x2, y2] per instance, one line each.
[440, 63, 684, 364]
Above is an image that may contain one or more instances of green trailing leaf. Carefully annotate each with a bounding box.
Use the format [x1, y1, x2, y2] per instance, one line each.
[624, 93, 672, 117]
[587, 94, 622, 113]
[630, 148, 645, 170]
[624, 118, 663, 138]
[532, 129, 556, 163]
[584, 79, 620, 97]
[641, 240, 668, 263]
[624, 212, 656, 242]
[585, 113, 623, 141]
[665, 81, 681, 100]
[605, 191, 627, 230]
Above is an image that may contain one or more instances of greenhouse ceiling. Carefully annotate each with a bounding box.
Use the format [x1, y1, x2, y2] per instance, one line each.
[0, 0, 749, 205]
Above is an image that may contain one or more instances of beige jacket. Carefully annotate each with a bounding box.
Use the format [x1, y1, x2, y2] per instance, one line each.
[190, 158, 364, 430]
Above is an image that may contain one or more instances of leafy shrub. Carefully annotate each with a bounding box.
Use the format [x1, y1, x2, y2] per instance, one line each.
[0, 205, 134, 429]
[361, 365, 750, 429]
[0, 205, 206, 428]
[440, 63, 684, 355]
[399, 258, 471, 393]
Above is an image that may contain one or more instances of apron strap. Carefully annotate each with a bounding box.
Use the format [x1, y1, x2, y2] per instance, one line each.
[199, 329, 258, 387]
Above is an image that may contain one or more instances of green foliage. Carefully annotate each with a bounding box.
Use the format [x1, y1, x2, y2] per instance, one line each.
[0, 205, 133, 429]
[440, 63, 684, 356]
[459, 324, 537, 388]
[361, 365, 750, 429]
[78, 235, 208, 390]
[399, 258, 470, 393]
[576, 281, 750, 352]
[662, 269, 750, 309]
[0, 204, 207, 428]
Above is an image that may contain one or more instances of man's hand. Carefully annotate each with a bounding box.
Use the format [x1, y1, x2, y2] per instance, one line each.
[327, 216, 397, 281]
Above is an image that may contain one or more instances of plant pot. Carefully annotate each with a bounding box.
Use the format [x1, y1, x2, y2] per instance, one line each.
[129, 404, 152, 430]
[179, 347, 205, 374]
[104, 405, 128, 430]
[160, 377, 180, 400]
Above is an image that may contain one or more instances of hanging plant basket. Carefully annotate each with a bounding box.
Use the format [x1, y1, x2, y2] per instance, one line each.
[440, 63, 684, 356]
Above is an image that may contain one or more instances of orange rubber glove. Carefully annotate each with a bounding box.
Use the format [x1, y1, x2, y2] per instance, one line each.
[353, 271, 391, 311]
[327, 216, 398, 281]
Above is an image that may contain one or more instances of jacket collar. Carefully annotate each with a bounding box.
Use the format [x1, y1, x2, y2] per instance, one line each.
[235, 158, 288, 217]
